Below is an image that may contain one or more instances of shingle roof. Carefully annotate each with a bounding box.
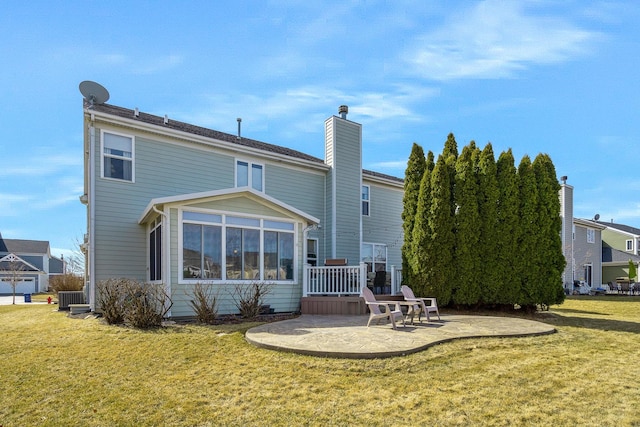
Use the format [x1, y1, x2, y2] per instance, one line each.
[0, 238, 49, 255]
[90, 102, 324, 164]
[595, 221, 640, 236]
[602, 246, 640, 263]
[88, 102, 404, 184]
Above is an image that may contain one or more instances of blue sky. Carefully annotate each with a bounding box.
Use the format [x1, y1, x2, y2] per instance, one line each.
[1, 1, 639, 258]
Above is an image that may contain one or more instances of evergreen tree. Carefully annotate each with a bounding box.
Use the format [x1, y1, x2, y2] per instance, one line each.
[495, 150, 520, 305]
[517, 156, 540, 308]
[477, 143, 500, 304]
[410, 151, 434, 296]
[533, 154, 566, 307]
[452, 142, 481, 305]
[401, 143, 426, 286]
[425, 154, 456, 305]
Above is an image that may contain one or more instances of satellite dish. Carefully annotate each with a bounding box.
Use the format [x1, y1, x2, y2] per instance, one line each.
[79, 80, 110, 107]
[594, 214, 600, 221]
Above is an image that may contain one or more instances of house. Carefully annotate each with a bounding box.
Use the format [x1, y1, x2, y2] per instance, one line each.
[559, 182, 605, 292]
[0, 234, 66, 294]
[81, 94, 405, 317]
[594, 220, 640, 284]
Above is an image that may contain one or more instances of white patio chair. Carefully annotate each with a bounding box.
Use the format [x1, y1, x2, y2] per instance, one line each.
[401, 285, 440, 322]
[361, 286, 405, 330]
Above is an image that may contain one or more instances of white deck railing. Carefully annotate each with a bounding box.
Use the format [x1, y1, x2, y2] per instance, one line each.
[302, 263, 403, 296]
[303, 262, 367, 296]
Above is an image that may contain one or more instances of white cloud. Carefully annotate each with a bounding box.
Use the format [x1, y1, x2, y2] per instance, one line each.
[0, 193, 32, 217]
[404, 0, 599, 80]
[0, 154, 81, 177]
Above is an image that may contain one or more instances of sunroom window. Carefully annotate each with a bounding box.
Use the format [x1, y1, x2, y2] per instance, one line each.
[149, 218, 162, 281]
[181, 210, 294, 281]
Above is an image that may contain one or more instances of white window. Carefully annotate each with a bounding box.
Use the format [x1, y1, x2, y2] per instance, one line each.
[586, 228, 595, 244]
[362, 185, 370, 216]
[181, 210, 294, 282]
[102, 131, 134, 181]
[236, 160, 263, 192]
[361, 242, 387, 273]
[149, 218, 162, 281]
[306, 238, 318, 266]
[627, 239, 633, 252]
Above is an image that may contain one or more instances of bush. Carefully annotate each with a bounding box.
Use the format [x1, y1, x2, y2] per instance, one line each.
[96, 278, 172, 328]
[230, 282, 273, 319]
[188, 282, 219, 324]
[96, 278, 127, 325]
[49, 274, 84, 294]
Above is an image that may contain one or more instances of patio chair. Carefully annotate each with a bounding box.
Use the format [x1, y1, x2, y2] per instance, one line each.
[401, 285, 440, 322]
[361, 286, 405, 330]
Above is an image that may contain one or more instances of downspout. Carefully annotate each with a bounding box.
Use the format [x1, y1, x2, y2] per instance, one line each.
[88, 123, 96, 310]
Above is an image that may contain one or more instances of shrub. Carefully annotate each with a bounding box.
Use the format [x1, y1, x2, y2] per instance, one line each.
[96, 278, 127, 325]
[188, 282, 219, 324]
[49, 274, 84, 294]
[230, 282, 274, 319]
[123, 281, 171, 328]
[96, 278, 172, 328]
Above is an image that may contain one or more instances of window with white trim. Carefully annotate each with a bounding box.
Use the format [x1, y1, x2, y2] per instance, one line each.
[236, 160, 263, 191]
[362, 185, 370, 216]
[102, 131, 134, 181]
[361, 242, 387, 273]
[627, 239, 633, 252]
[586, 228, 595, 244]
[149, 218, 162, 281]
[306, 238, 318, 266]
[181, 210, 294, 281]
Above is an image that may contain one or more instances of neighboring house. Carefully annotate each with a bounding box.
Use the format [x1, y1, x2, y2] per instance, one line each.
[0, 234, 65, 294]
[594, 220, 640, 284]
[81, 98, 404, 317]
[559, 182, 605, 290]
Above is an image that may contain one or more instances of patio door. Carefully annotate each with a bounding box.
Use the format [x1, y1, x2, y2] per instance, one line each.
[583, 264, 592, 287]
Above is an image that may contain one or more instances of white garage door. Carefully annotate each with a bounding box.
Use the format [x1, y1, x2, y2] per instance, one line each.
[0, 278, 35, 294]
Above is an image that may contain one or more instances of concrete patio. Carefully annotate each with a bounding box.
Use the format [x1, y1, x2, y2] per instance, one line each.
[246, 314, 556, 359]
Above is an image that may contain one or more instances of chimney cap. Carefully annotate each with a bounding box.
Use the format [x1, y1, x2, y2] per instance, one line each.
[338, 105, 348, 119]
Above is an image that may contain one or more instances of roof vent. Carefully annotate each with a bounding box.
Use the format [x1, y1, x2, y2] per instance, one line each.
[134, 107, 139, 117]
[237, 118, 242, 139]
[164, 114, 169, 125]
[339, 105, 348, 119]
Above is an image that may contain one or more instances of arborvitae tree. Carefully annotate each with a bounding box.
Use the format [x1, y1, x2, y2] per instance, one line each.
[410, 151, 434, 296]
[402, 143, 426, 285]
[443, 132, 459, 159]
[517, 156, 540, 309]
[495, 149, 520, 305]
[477, 143, 500, 304]
[452, 142, 481, 305]
[425, 154, 456, 305]
[533, 154, 566, 307]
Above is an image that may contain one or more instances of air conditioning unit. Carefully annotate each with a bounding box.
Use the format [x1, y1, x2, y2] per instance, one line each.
[58, 291, 85, 310]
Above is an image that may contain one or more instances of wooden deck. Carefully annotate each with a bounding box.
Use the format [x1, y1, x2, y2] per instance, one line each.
[300, 294, 405, 315]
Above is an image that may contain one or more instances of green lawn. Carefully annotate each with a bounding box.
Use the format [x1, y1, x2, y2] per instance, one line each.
[1, 297, 639, 426]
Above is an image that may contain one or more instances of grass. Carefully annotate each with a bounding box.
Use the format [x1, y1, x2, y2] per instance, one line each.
[1, 297, 639, 426]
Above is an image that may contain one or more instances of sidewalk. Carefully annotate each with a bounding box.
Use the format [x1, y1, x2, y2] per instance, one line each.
[0, 295, 47, 305]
